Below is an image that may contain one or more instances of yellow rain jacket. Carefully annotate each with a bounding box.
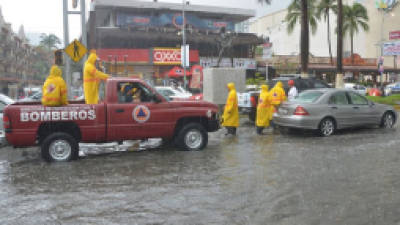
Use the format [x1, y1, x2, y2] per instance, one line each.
[222, 83, 239, 127]
[41, 65, 68, 107]
[83, 53, 109, 104]
[256, 85, 273, 127]
[270, 81, 287, 106]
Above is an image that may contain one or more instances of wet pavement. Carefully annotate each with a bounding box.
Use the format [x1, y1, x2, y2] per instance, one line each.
[0, 119, 400, 225]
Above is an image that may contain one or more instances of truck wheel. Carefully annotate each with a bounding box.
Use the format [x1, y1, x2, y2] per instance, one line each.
[176, 123, 208, 151]
[41, 132, 79, 162]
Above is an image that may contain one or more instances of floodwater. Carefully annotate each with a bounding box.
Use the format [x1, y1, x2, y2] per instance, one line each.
[0, 120, 400, 225]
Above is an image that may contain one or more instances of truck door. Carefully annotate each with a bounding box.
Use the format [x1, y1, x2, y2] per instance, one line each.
[107, 82, 174, 141]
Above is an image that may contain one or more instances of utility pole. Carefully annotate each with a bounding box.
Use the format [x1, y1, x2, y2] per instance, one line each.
[63, 0, 87, 98]
[182, 0, 187, 89]
[63, 0, 71, 98]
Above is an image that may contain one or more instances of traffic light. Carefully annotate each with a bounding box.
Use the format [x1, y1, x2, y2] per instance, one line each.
[55, 49, 63, 66]
[72, 0, 78, 8]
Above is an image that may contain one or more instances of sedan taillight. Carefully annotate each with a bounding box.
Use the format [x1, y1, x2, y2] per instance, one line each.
[294, 106, 309, 116]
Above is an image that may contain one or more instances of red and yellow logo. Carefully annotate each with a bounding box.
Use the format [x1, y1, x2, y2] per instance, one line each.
[132, 105, 151, 123]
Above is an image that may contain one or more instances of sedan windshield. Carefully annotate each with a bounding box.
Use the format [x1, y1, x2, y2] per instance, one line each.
[293, 91, 324, 103]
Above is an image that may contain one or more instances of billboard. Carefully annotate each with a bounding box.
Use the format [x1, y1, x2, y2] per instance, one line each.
[390, 31, 400, 40]
[383, 41, 400, 56]
[116, 12, 235, 32]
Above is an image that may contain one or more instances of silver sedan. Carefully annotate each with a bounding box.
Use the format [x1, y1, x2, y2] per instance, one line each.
[273, 89, 397, 136]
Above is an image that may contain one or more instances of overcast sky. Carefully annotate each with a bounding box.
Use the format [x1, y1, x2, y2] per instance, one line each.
[0, 0, 290, 45]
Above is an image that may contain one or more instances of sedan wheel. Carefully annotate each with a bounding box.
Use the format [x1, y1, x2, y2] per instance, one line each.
[319, 118, 335, 137]
[381, 112, 394, 128]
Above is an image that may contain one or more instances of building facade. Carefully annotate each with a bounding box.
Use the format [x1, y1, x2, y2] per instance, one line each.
[88, 0, 263, 87]
[0, 7, 43, 98]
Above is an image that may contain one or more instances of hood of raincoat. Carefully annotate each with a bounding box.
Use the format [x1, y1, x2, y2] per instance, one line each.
[261, 84, 269, 92]
[275, 81, 283, 88]
[48, 65, 62, 78]
[87, 53, 98, 65]
[227, 83, 235, 91]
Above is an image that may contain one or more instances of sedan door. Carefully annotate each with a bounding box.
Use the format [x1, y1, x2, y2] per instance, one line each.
[328, 92, 354, 128]
[347, 91, 381, 125]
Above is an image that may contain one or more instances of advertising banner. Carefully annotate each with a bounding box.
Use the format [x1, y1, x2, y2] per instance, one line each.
[389, 30, 400, 40]
[383, 41, 400, 56]
[153, 48, 182, 65]
[116, 12, 235, 31]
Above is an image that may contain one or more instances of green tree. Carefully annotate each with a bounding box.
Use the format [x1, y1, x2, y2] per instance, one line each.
[316, 0, 337, 65]
[286, 0, 318, 76]
[343, 3, 369, 64]
[39, 33, 61, 50]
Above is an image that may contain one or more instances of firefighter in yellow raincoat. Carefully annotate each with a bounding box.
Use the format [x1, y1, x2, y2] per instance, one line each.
[256, 85, 273, 135]
[41, 65, 68, 106]
[222, 82, 239, 135]
[83, 52, 109, 104]
[270, 81, 287, 107]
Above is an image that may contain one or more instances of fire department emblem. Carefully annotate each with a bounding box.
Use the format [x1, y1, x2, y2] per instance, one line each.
[133, 105, 151, 123]
[47, 84, 56, 93]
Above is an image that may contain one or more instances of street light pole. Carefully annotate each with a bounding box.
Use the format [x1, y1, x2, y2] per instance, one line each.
[63, 0, 71, 98]
[182, 0, 187, 89]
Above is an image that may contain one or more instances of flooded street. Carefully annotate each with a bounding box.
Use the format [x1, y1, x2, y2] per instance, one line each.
[1, 120, 400, 225]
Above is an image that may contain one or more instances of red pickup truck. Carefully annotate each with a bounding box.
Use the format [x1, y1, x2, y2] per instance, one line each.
[3, 78, 220, 162]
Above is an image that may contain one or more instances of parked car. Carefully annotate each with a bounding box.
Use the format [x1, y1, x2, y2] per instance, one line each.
[344, 83, 367, 95]
[384, 82, 400, 96]
[241, 77, 332, 122]
[273, 89, 397, 136]
[19, 91, 42, 102]
[155, 86, 192, 99]
[0, 94, 15, 145]
[0, 94, 15, 131]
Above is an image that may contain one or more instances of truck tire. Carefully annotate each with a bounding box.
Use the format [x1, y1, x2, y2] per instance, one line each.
[175, 123, 208, 151]
[41, 132, 79, 162]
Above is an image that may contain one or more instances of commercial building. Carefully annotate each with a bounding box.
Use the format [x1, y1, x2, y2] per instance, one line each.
[249, 0, 400, 82]
[88, 0, 263, 86]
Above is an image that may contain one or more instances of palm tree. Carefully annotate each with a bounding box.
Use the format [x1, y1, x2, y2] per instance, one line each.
[39, 33, 61, 50]
[286, 0, 318, 76]
[343, 3, 369, 64]
[336, 0, 343, 88]
[316, 0, 337, 65]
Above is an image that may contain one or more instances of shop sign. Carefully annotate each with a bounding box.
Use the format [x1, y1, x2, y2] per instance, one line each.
[383, 41, 400, 56]
[389, 30, 400, 40]
[153, 48, 181, 65]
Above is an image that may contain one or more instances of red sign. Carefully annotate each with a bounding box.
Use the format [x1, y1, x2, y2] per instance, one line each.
[153, 48, 199, 65]
[213, 22, 227, 28]
[153, 48, 182, 65]
[390, 31, 400, 40]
